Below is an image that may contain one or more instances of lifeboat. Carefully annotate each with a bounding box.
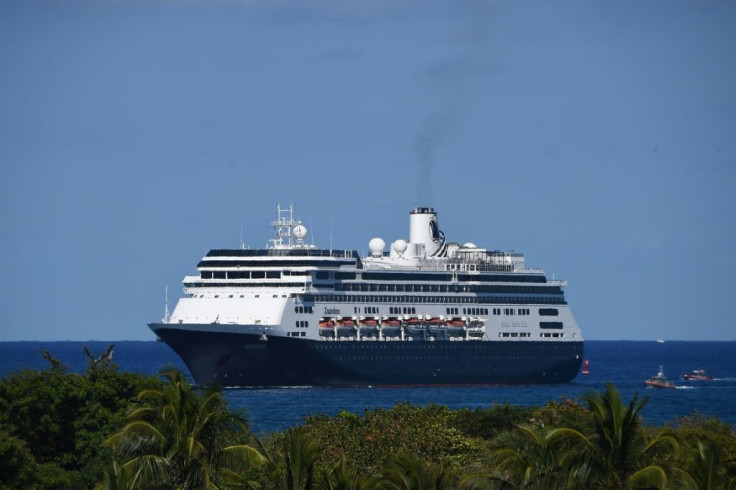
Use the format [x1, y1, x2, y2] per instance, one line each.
[319, 318, 335, 328]
[358, 317, 379, 336]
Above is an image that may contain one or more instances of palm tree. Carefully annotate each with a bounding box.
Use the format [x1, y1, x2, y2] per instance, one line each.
[576, 382, 690, 489]
[378, 453, 454, 490]
[462, 424, 590, 489]
[683, 440, 734, 490]
[323, 456, 380, 490]
[103, 367, 264, 489]
[282, 427, 320, 490]
[465, 384, 693, 490]
[94, 460, 142, 490]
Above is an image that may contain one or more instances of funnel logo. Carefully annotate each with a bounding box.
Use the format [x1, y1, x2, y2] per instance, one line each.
[429, 219, 440, 243]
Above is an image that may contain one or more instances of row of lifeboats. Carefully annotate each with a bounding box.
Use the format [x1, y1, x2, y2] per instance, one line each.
[318, 315, 485, 331]
[318, 315, 485, 341]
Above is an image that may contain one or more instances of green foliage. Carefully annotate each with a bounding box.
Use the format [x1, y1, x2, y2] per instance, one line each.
[301, 403, 486, 477]
[450, 403, 534, 440]
[485, 424, 591, 489]
[282, 427, 319, 490]
[378, 452, 455, 489]
[323, 457, 379, 490]
[103, 367, 265, 489]
[672, 412, 736, 487]
[0, 345, 161, 488]
[0, 429, 38, 489]
[3, 353, 736, 490]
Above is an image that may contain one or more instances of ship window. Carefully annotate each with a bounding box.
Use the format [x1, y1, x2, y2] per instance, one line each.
[213, 271, 226, 279]
[316, 271, 329, 280]
[539, 308, 559, 316]
[266, 271, 280, 279]
[251, 271, 265, 279]
[540, 321, 563, 329]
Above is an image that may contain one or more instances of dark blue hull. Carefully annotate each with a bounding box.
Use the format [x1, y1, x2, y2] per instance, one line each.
[152, 326, 584, 387]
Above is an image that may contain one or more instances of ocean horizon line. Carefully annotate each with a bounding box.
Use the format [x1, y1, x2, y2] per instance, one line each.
[1, 338, 734, 343]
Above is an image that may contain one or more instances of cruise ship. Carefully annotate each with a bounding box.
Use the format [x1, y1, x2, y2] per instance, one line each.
[149, 204, 583, 387]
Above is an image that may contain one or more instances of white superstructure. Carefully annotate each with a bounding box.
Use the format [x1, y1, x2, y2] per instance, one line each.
[162, 204, 581, 345]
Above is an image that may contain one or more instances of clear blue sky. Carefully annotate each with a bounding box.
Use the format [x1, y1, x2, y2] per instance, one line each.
[1, 0, 734, 341]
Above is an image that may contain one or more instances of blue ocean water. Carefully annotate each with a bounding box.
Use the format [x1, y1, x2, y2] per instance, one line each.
[1, 340, 734, 434]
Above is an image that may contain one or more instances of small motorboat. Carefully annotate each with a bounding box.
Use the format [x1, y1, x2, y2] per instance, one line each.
[645, 365, 676, 389]
[683, 369, 712, 381]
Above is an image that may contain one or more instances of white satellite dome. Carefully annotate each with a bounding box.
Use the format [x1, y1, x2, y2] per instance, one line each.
[462, 242, 477, 249]
[392, 239, 408, 255]
[293, 224, 308, 239]
[369, 237, 385, 256]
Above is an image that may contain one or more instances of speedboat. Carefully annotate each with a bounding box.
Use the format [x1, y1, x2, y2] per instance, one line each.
[683, 369, 712, 381]
[645, 365, 676, 389]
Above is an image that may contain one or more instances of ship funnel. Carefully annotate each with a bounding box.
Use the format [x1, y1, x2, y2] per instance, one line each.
[409, 207, 446, 257]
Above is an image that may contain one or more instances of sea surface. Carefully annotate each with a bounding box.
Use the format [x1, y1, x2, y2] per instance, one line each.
[1, 340, 735, 434]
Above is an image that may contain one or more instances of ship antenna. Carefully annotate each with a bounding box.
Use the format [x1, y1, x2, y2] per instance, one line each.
[163, 284, 170, 323]
[240, 221, 245, 250]
[330, 219, 333, 252]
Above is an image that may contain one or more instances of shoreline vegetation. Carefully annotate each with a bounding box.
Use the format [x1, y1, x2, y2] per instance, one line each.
[1, 345, 734, 489]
